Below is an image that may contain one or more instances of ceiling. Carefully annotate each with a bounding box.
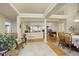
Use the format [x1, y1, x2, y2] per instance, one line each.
[48, 3, 65, 15]
[0, 3, 67, 21]
[0, 3, 18, 21]
[12, 3, 50, 13]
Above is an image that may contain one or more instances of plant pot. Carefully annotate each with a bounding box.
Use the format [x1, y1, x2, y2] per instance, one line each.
[0, 47, 7, 51]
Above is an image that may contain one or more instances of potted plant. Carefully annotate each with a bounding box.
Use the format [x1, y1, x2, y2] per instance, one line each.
[0, 33, 17, 51]
[69, 26, 76, 34]
[0, 34, 8, 51]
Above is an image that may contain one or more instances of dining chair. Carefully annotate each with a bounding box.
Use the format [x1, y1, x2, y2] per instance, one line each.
[64, 33, 72, 52]
[58, 32, 65, 48]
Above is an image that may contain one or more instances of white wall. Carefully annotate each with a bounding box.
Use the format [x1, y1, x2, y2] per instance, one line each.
[0, 15, 5, 33]
[0, 16, 17, 33]
[64, 4, 78, 33]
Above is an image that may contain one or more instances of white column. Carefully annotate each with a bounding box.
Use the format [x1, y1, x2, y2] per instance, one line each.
[17, 16, 21, 40]
[44, 18, 47, 43]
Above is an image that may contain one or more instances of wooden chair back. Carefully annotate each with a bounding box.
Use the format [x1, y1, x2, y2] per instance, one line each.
[64, 33, 72, 45]
[58, 32, 65, 45]
[58, 32, 65, 41]
[74, 32, 79, 35]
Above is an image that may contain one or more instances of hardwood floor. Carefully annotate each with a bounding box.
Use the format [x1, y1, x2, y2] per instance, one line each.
[47, 35, 65, 56]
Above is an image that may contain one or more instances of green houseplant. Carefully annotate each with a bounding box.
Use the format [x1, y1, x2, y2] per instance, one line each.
[0, 33, 17, 51]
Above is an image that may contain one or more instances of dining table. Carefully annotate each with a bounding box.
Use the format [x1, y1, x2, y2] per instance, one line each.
[71, 35, 79, 48]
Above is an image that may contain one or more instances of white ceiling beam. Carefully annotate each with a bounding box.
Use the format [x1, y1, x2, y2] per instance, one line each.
[44, 3, 65, 18]
[9, 3, 20, 14]
[19, 13, 67, 19]
[19, 13, 44, 18]
[49, 14, 67, 19]
[44, 3, 57, 18]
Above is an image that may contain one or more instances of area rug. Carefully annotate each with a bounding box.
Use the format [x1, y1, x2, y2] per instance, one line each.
[18, 42, 57, 56]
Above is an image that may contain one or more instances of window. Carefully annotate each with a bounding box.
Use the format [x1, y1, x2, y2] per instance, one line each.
[5, 22, 11, 33]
